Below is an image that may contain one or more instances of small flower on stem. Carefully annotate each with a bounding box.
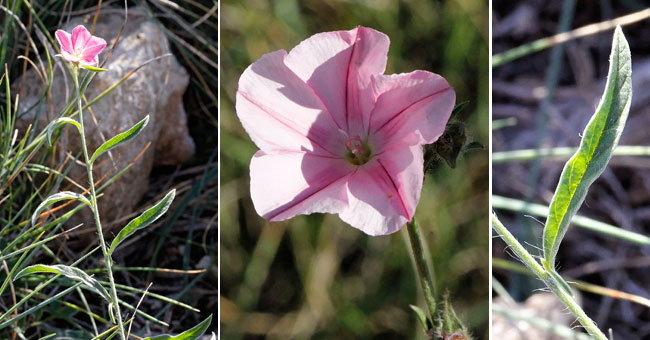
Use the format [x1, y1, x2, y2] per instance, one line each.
[236, 27, 455, 235]
[55, 25, 106, 66]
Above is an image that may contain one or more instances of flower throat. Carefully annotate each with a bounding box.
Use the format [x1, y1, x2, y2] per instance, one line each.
[345, 136, 372, 165]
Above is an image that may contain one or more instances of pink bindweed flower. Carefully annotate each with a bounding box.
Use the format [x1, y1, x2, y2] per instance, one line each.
[236, 27, 455, 236]
[55, 25, 106, 66]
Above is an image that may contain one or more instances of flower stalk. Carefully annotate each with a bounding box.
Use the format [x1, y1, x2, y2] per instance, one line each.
[406, 218, 437, 322]
[73, 67, 126, 340]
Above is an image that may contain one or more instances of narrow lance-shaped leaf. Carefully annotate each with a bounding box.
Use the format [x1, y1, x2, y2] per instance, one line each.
[409, 304, 431, 333]
[543, 26, 632, 269]
[143, 314, 212, 340]
[46, 117, 81, 146]
[108, 302, 116, 324]
[14, 264, 111, 302]
[89, 115, 149, 164]
[81, 64, 108, 72]
[31, 191, 91, 226]
[109, 189, 176, 254]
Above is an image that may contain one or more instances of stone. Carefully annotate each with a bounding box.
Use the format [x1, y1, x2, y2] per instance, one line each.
[16, 9, 195, 231]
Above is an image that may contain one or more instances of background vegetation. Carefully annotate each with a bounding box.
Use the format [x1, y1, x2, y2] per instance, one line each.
[0, 0, 217, 338]
[220, 0, 489, 339]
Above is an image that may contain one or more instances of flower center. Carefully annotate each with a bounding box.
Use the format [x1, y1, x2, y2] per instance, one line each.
[70, 48, 83, 62]
[345, 136, 371, 165]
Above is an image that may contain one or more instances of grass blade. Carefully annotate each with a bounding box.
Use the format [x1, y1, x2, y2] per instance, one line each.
[493, 195, 650, 246]
[493, 258, 650, 309]
[0, 225, 81, 262]
[0, 283, 81, 329]
[493, 145, 650, 163]
[543, 26, 632, 269]
[143, 314, 212, 340]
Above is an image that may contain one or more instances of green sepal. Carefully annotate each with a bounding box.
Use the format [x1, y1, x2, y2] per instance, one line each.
[440, 290, 470, 340]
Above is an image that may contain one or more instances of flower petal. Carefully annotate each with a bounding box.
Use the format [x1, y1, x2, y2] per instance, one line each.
[79, 56, 99, 67]
[250, 150, 354, 221]
[284, 27, 389, 136]
[237, 50, 348, 155]
[369, 71, 454, 152]
[81, 36, 107, 62]
[59, 50, 80, 63]
[71, 25, 92, 53]
[339, 143, 424, 235]
[55, 30, 73, 54]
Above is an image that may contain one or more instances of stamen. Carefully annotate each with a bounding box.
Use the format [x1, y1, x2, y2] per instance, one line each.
[345, 136, 371, 165]
[345, 136, 364, 156]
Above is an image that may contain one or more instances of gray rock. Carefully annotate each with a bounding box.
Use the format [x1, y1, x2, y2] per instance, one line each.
[16, 10, 194, 231]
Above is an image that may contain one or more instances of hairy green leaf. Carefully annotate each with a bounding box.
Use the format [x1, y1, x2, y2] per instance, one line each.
[543, 26, 632, 269]
[143, 314, 212, 340]
[46, 117, 81, 146]
[89, 115, 149, 164]
[14, 264, 111, 302]
[31, 191, 91, 226]
[109, 189, 176, 254]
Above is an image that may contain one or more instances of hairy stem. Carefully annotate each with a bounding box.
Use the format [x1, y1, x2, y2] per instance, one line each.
[74, 67, 126, 340]
[491, 213, 608, 340]
[406, 219, 437, 322]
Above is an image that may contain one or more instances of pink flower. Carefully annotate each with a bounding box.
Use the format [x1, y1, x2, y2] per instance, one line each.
[236, 27, 455, 236]
[55, 25, 106, 66]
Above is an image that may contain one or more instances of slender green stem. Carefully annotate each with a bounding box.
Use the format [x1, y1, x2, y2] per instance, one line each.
[406, 219, 437, 322]
[73, 67, 126, 340]
[491, 213, 608, 340]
